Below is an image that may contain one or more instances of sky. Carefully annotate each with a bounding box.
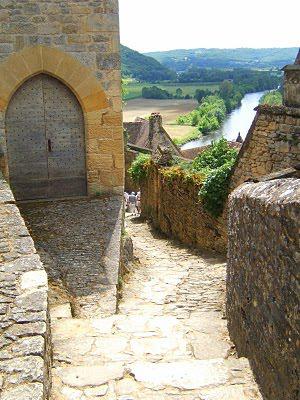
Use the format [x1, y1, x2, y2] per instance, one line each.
[119, 0, 300, 53]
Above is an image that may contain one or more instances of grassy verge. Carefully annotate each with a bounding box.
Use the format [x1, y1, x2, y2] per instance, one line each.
[173, 130, 202, 146]
[123, 81, 219, 101]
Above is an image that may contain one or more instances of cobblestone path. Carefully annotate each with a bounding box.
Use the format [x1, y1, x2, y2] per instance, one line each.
[19, 196, 123, 318]
[51, 217, 262, 400]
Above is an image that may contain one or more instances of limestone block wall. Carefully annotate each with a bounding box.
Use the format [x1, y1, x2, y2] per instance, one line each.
[230, 105, 300, 190]
[227, 178, 300, 400]
[141, 164, 227, 253]
[0, 174, 51, 399]
[0, 0, 123, 195]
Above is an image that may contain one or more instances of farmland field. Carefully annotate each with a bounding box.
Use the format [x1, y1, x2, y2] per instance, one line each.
[123, 98, 198, 139]
[124, 81, 219, 100]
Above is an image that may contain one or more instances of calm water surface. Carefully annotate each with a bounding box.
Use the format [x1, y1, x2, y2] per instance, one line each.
[181, 91, 266, 149]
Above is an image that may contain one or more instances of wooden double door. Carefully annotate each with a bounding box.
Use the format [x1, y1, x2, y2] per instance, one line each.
[5, 74, 87, 200]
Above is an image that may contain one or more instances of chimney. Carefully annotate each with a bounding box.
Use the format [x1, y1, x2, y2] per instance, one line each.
[236, 132, 243, 143]
[149, 113, 163, 145]
[282, 48, 300, 108]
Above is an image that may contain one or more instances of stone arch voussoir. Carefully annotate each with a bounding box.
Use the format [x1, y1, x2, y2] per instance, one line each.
[0, 45, 109, 114]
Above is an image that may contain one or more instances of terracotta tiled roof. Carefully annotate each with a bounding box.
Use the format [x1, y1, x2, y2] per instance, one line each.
[124, 118, 150, 148]
[124, 116, 182, 157]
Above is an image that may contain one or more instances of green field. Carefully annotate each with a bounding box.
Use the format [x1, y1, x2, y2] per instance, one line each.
[123, 81, 220, 100]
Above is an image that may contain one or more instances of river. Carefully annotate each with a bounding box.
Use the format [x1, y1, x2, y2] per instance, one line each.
[181, 91, 266, 150]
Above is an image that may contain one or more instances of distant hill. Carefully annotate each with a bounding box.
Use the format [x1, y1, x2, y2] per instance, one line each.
[145, 47, 298, 72]
[121, 44, 176, 82]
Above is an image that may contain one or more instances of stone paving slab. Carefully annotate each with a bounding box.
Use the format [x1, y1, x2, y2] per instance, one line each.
[50, 217, 262, 400]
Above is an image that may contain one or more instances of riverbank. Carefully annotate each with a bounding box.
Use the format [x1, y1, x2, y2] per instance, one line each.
[181, 91, 266, 149]
[122, 91, 266, 149]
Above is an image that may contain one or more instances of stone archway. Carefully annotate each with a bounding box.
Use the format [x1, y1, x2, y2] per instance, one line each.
[6, 73, 87, 200]
[0, 46, 124, 197]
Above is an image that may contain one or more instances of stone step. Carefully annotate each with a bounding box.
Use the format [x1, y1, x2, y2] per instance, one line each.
[51, 314, 231, 365]
[51, 358, 261, 400]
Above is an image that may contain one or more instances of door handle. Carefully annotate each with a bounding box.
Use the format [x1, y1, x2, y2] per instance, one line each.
[48, 139, 52, 152]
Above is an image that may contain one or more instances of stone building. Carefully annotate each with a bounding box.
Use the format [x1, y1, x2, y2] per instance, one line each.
[0, 0, 123, 200]
[230, 50, 300, 191]
[124, 113, 182, 191]
[124, 113, 182, 156]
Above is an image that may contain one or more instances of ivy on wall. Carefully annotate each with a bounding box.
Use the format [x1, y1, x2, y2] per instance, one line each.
[128, 139, 238, 218]
[199, 159, 235, 217]
[128, 153, 151, 184]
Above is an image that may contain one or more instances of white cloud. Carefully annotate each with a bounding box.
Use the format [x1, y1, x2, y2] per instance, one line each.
[119, 0, 300, 52]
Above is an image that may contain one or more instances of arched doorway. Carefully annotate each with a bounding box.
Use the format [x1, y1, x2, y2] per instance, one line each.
[5, 74, 87, 200]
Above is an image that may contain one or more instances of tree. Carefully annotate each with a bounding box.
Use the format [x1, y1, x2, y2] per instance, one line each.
[194, 89, 210, 103]
[219, 80, 234, 100]
[142, 86, 172, 99]
[175, 88, 183, 98]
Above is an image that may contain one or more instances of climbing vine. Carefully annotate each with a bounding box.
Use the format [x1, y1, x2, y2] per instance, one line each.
[162, 138, 238, 218]
[199, 159, 235, 217]
[128, 153, 151, 183]
[128, 139, 238, 218]
[192, 138, 238, 170]
[193, 138, 238, 217]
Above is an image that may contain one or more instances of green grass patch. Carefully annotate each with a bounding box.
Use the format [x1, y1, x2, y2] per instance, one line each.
[123, 81, 219, 100]
[173, 130, 202, 146]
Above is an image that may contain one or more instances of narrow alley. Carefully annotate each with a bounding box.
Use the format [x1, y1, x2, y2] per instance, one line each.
[50, 217, 262, 400]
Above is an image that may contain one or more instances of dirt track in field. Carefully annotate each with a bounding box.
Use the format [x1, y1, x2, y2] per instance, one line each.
[123, 98, 197, 138]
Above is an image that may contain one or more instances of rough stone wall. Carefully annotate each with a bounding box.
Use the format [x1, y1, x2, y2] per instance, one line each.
[230, 105, 300, 190]
[141, 104, 300, 254]
[141, 164, 227, 253]
[227, 178, 300, 400]
[0, 0, 123, 195]
[0, 174, 51, 399]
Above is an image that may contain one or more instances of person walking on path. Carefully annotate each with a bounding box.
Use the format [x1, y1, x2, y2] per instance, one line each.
[124, 192, 129, 212]
[136, 190, 141, 215]
[128, 192, 137, 215]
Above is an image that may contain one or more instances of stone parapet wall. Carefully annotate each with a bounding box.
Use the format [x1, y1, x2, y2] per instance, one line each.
[227, 177, 300, 400]
[0, 174, 51, 399]
[230, 105, 300, 190]
[141, 164, 227, 253]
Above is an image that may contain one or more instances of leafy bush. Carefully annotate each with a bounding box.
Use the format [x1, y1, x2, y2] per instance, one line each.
[164, 139, 238, 217]
[161, 165, 208, 186]
[199, 159, 235, 217]
[192, 138, 238, 170]
[193, 139, 238, 216]
[259, 90, 282, 106]
[128, 154, 151, 183]
[176, 95, 226, 135]
[131, 139, 238, 218]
